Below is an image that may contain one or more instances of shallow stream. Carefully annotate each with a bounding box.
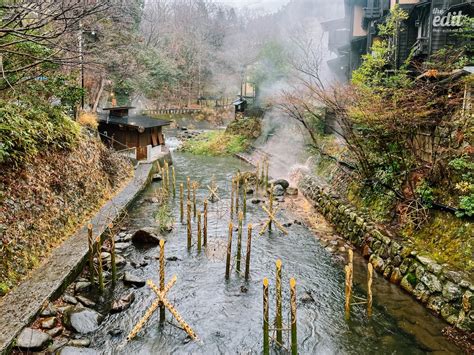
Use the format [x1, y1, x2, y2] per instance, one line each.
[88, 152, 460, 354]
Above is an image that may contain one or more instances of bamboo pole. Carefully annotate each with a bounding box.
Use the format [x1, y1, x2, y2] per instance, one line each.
[269, 183, 274, 232]
[265, 160, 269, 192]
[109, 223, 116, 286]
[235, 176, 240, 218]
[256, 162, 260, 197]
[260, 159, 265, 184]
[180, 183, 184, 223]
[344, 264, 352, 319]
[263, 278, 270, 355]
[245, 224, 252, 281]
[275, 259, 283, 347]
[126, 276, 177, 341]
[243, 179, 247, 216]
[166, 162, 170, 192]
[187, 177, 191, 201]
[348, 249, 353, 286]
[172, 166, 176, 198]
[230, 178, 234, 219]
[159, 239, 165, 323]
[187, 201, 192, 249]
[192, 182, 197, 219]
[87, 224, 94, 284]
[97, 235, 104, 293]
[367, 263, 373, 318]
[225, 221, 233, 280]
[236, 212, 243, 273]
[197, 211, 202, 252]
[203, 200, 208, 246]
[290, 278, 297, 355]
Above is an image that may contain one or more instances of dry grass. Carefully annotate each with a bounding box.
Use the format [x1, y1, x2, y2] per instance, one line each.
[78, 111, 99, 129]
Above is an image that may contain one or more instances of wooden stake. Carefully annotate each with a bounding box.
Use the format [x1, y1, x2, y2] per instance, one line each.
[269, 183, 274, 231]
[192, 182, 197, 219]
[367, 263, 373, 318]
[203, 200, 208, 246]
[197, 211, 202, 252]
[256, 162, 260, 197]
[236, 212, 243, 273]
[187, 201, 192, 249]
[275, 259, 283, 347]
[243, 179, 247, 216]
[97, 235, 104, 293]
[225, 221, 233, 280]
[172, 167, 176, 198]
[235, 176, 240, 217]
[263, 278, 270, 355]
[230, 179, 234, 219]
[265, 160, 269, 191]
[109, 223, 116, 286]
[187, 177, 191, 201]
[290, 278, 297, 355]
[179, 183, 184, 223]
[245, 224, 252, 281]
[159, 240, 165, 323]
[87, 224, 94, 284]
[344, 264, 352, 319]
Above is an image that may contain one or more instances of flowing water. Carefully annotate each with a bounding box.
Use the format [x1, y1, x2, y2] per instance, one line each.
[88, 151, 461, 354]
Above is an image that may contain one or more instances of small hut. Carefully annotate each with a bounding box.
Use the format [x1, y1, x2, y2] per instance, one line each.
[98, 106, 170, 161]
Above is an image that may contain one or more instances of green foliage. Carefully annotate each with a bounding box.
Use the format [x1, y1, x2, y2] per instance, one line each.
[449, 156, 474, 216]
[415, 180, 435, 208]
[0, 283, 9, 297]
[155, 203, 174, 233]
[181, 131, 248, 156]
[0, 100, 80, 166]
[225, 117, 261, 139]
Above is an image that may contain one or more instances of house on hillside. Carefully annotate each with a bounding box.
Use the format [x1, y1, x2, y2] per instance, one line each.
[98, 106, 170, 161]
[322, 0, 473, 80]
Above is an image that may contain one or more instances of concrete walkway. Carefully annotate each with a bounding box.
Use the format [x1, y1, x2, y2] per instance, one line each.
[0, 161, 158, 354]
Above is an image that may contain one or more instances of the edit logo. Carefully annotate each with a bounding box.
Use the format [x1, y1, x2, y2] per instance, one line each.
[432, 8, 465, 33]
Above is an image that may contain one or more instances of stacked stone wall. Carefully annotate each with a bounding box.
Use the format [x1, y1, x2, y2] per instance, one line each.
[299, 175, 473, 332]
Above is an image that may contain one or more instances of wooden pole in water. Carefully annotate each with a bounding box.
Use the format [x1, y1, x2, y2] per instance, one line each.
[243, 179, 247, 216]
[235, 176, 240, 218]
[367, 263, 373, 318]
[245, 224, 252, 281]
[256, 162, 260, 197]
[263, 278, 270, 355]
[260, 159, 265, 184]
[159, 239, 165, 323]
[269, 183, 274, 232]
[87, 224, 94, 284]
[197, 211, 202, 252]
[348, 249, 353, 286]
[192, 182, 197, 219]
[230, 178, 234, 219]
[172, 167, 176, 198]
[236, 212, 243, 273]
[180, 183, 184, 223]
[187, 201, 192, 249]
[97, 235, 104, 293]
[344, 265, 352, 319]
[203, 200, 208, 246]
[187, 177, 191, 201]
[265, 160, 269, 192]
[109, 223, 117, 286]
[225, 221, 233, 280]
[290, 278, 297, 355]
[275, 259, 283, 347]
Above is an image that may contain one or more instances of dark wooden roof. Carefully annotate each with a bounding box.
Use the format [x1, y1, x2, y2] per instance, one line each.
[98, 115, 171, 129]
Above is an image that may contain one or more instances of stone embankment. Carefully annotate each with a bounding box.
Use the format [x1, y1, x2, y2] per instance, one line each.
[299, 175, 473, 333]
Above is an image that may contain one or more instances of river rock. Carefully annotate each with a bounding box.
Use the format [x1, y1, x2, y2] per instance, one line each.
[68, 338, 91, 347]
[41, 317, 56, 329]
[123, 272, 146, 287]
[250, 198, 262, 204]
[152, 174, 162, 181]
[77, 295, 96, 308]
[131, 228, 161, 245]
[40, 303, 58, 316]
[300, 291, 315, 304]
[46, 327, 63, 337]
[63, 294, 78, 305]
[64, 308, 102, 334]
[286, 187, 298, 195]
[60, 346, 99, 355]
[272, 185, 285, 197]
[271, 179, 289, 189]
[48, 338, 68, 353]
[442, 281, 462, 302]
[420, 273, 443, 293]
[16, 328, 51, 350]
[115, 242, 131, 251]
[75, 282, 91, 293]
[111, 292, 135, 313]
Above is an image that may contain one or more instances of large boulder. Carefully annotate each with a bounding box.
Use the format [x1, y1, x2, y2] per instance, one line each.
[16, 328, 51, 350]
[131, 228, 161, 245]
[64, 307, 102, 334]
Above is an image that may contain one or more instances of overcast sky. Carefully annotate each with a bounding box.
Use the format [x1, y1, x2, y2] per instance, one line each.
[219, 0, 290, 12]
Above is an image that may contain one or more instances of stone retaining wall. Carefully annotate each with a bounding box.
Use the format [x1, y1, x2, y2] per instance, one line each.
[298, 175, 473, 332]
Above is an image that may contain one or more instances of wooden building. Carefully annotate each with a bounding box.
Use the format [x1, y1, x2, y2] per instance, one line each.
[98, 107, 170, 161]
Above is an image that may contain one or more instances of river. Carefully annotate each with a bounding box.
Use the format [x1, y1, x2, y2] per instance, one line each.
[87, 151, 461, 354]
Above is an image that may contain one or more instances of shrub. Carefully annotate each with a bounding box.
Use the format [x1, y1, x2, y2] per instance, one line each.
[78, 111, 99, 129]
[181, 131, 248, 156]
